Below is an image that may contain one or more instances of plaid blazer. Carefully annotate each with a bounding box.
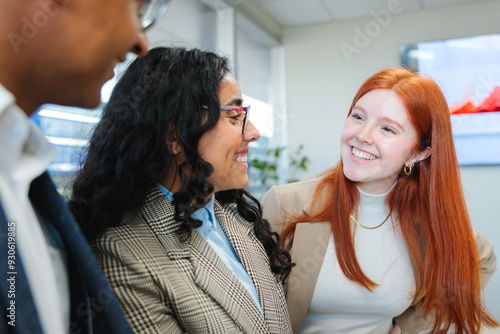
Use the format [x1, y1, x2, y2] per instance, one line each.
[93, 186, 292, 334]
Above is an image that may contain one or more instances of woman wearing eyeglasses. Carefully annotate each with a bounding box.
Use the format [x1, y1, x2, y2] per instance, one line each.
[69, 47, 293, 333]
[261, 68, 498, 334]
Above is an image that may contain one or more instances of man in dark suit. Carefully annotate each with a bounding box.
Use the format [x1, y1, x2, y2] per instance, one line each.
[0, 0, 170, 332]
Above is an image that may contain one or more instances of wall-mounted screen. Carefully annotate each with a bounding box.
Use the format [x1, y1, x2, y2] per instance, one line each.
[400, 33, 500, 165]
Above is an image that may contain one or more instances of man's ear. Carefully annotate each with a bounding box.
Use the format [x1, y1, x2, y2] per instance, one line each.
[410, 146, 431, 165]
[165, 124, 182, 155]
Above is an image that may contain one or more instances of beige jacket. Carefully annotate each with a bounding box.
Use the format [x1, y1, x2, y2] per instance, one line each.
[93, 186, 292, 333]
[261, 178, 497, 333]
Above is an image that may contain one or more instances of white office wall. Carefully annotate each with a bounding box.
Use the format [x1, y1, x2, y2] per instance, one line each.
[147, 0, 217, 51]
[284, 0, 500, 319]
[236, 23, 272, 103]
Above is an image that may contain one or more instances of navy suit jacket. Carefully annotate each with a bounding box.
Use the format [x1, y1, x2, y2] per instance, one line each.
[0, 172, 133, 334]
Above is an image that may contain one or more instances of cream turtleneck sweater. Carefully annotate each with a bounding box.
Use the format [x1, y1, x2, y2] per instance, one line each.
[298, 186, 416, 334]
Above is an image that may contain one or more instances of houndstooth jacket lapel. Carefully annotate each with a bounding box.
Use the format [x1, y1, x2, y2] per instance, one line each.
[142, 188, 268, 332]
[215, 201, 292, 333]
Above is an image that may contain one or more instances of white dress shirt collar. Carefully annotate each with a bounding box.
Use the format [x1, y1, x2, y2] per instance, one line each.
[0, 84, 56, 195]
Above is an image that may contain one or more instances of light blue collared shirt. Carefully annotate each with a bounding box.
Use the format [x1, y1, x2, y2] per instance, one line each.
[157, 184, 263, 315]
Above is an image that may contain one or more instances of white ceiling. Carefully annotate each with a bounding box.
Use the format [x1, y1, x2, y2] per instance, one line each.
[252, 0, 500, 27]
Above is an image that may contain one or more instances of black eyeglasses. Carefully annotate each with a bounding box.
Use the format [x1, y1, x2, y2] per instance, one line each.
[140, 0, 171, 30]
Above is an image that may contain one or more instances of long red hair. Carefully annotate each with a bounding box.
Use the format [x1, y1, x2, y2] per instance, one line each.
[282, 68, 498, 333]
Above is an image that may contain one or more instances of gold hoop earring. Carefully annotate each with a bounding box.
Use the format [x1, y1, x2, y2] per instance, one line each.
[403, 163, 414, 176]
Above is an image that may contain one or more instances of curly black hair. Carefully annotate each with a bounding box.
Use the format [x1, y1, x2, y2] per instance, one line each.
[69, 47, 292, 282]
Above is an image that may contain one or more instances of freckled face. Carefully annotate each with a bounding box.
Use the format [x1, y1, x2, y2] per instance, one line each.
[341, 89, 422, 194]
[198, 72, 260, 193]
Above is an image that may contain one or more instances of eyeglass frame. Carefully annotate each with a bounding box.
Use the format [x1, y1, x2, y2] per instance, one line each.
[140, 0, 171, 30]
[202, 105, 251, 134]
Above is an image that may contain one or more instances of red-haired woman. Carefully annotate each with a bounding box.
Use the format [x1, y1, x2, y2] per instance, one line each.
[262, 68, 498, 334]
